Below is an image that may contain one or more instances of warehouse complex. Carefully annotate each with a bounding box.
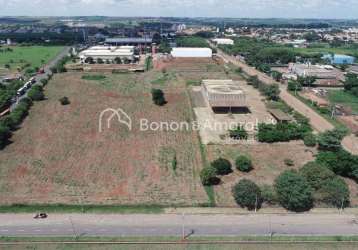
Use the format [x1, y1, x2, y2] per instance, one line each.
[202, 79, 247, 110]
[171, 47, 213, 58]
[79, 46, 136, 63]
[105, 37, 153, 46]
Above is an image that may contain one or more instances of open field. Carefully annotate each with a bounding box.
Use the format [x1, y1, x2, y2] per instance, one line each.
[0, 46, 63, 72]
[0, 71, 207, 206]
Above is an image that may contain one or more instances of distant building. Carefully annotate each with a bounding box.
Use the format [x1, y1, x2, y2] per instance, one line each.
[171, 48, 212, 58]
[79, 46, 135, 64]
[349, 65, 358, 75]
[105, 37, 153, 46]
[322, 54, 355, 65]
[212, 38, 234, 45]
[289, 63, 337, 79]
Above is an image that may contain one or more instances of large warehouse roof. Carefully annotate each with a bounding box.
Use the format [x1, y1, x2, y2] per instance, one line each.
[171, 48, 212, 58]
[105, 37, 153, 44]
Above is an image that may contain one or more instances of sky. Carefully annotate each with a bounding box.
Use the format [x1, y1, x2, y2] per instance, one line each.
[0, 0, 358, 19]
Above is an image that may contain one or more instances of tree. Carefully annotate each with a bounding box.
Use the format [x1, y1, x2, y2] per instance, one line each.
[200, 167, 220, 186]
[151, 88, 166, 106]
[303, 133, 317, 147]
[229, 126, 248, 140]
[96, 58, 104, 64]
[299, 162, 335, 190]
[59, 96, 70, 105]
[235, 155, 253, 172]
[317, 129, 346, 151]
[28, 86, 44, 101]
[211, 158, 233, 175]
[232, 179, 262, 210]
[263, 84, 280, 101]
[272, 71, 283, 81]
[287, 80, 303, 92]
[0, 124, 11, 147]
[320, 177, 350, 208]
[274, 170, 313, 212]
[85, 57, 94, 64]
[343, 73, 358, 92]
[114, 57, 122, 64]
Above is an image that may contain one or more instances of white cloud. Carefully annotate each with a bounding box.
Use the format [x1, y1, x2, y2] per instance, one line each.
[0, 0, 357, 18]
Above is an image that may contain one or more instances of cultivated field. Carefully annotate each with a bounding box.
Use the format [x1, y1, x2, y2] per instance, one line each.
[0, 46, 63, 72]
[0, 71, 207, 205]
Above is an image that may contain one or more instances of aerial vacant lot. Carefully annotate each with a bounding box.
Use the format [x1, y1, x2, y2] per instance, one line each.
[0, 46, 63, 72]
[0, 71, 207, 206]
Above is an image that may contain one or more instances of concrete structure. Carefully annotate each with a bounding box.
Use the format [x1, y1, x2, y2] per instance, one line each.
[212, 38, 234, 45]
[322, 54, 355, 65]
[349, 65, 358, 75]
[171, 48, 212, 58]
[202, 79, 246, 108]
[79, 46, 135, 64]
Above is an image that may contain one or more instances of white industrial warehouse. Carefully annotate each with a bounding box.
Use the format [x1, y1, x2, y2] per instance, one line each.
[212, 38, 234, 45]
[79, 46, 136, 63]
[171, 47, 212, 58]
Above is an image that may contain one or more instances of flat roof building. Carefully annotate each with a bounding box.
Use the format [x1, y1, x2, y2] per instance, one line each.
[202, 79, 246, 108]
[289, 63, 338, 79]
[212, 38, 234, 45]
[322, 54, 355, 65]
[79, 46, 135, 63]
[105, 37, 153, 46]
[171, 48, 212, 58]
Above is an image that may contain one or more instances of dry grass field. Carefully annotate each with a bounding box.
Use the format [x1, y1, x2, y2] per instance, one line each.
[0, 71, 207, 206]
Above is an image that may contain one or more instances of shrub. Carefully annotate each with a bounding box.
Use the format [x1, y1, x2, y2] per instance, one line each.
[40, 79, 48, 86]
[303, 133, 317, 147]
[211, 158, 233, 175]
[232, 179, 262, 210]
[261, 185, 278, 205]
[200, 167, 220, 186]
[0, 124, 11, 147]
[151, 88, 166, 106]
[299, 162, 335, 190]
[235, 155, 253, 172]
[229, 126, 248, 140]
[257, 122, 309, 143]
[284, 158, 294, 166]
[59, 97, 70, 105]
[317, 129, 347, 151]
[28, 86, 44, 101]
[274, 170, 313, 212]
[319, 177, 350, 208]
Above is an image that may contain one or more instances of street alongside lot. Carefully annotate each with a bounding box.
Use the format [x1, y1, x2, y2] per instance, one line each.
[0, 213, 357, 237]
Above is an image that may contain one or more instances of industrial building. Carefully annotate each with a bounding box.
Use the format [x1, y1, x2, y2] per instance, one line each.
[212, 38, 234, 45]
[322, 54, 355, 65]
[171, 48, 212, 58]
[105, 37, 153, 46]
[289, 63, 337, 79]
[79, 46, 136, 64]
[201, 79, 246, 112]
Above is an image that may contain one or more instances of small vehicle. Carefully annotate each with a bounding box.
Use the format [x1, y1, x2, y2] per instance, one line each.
[33, 213, 48, 219]
[30, 77, 36, 84]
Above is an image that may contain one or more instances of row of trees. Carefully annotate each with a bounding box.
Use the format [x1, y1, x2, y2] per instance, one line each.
[247, 75, 280, 101]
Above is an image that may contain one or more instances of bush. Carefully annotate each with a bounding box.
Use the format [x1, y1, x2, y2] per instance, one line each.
[200, 167, 220, 186]
[299, 162, 335, 190]
[261, 185, 278, 205]
[40, 79, 48, 86]
[274, 170, 313, 212]
[235, 155, 253, 172]
[284, 158, 294, 166]
[232, 179, 262, 210]
[316, 150, 358, 181]
[151, 88, 166, 106]
[257, 122, 310, 143]
[303, 133, 317, 147]
[319, 177, 350, 208]
[317, 129, 347, 151]
[59, 97, 70, 105]
[28, 86, 44, 101]
[211, 158, 233, 175]
[229, 126, 248, 140]
[0, 124, 11, 147]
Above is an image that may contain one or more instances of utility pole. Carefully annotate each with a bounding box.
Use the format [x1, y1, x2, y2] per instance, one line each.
[181, 212, 185, 240]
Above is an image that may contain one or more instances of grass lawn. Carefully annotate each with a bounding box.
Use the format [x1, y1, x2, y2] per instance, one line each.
[0, 46, 63, 72]
[328, 90, 358, 113]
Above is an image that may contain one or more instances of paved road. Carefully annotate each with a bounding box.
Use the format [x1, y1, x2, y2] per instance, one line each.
[0, 213, 358, 237]
[10, 46, 71, 111]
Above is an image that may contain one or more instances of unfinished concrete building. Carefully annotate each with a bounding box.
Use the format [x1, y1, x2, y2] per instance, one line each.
[202, 79, 247, 113]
